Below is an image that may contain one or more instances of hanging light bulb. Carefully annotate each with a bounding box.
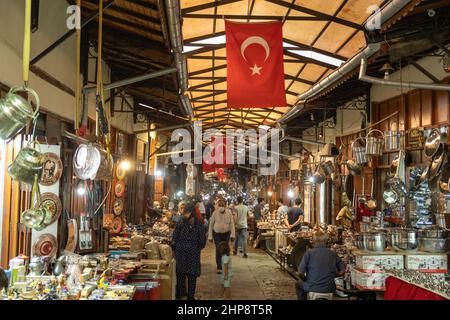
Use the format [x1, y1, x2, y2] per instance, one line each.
[310, 113, 315, 121]
[76, 182, 86, 196]
[287, 190, 294, 198]
[380, 62, 394, 80]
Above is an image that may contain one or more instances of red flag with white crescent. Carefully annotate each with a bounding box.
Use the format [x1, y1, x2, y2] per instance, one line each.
[226, 20, 286, 108]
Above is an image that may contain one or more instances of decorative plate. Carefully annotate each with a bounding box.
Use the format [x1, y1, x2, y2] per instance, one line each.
[114, 180, 125, 198]
[40, 192, 62, 225]
[103, 213, 114, 229]
[116, 165, 126, 180]
[113, 199, 124, 216]
[40, 152, 63, 186]
[111, 216, 122, 234]
[33, 233, 58, 257]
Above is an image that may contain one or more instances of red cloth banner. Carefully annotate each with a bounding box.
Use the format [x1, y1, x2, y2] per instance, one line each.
[202, 136, 233, 173]
[384, 276, 446, 300]
[226, 20, 286, 108]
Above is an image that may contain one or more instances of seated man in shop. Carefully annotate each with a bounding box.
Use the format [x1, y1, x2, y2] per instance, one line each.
[296, 231, 345, 300]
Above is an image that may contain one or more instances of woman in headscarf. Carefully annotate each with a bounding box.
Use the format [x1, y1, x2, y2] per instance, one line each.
[172, 200, 185, 224]
[172, 201, 206, 300]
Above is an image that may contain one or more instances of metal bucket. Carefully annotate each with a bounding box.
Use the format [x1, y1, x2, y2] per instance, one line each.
[351, 137, 367, 164]
[8, 142, 43, 185]
[0, 86, 40, 141]
[385, 130, 400, 151]
[365, 129, 384, 156]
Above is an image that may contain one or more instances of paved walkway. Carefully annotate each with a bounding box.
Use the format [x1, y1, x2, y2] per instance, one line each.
[196, 242, 297, 300]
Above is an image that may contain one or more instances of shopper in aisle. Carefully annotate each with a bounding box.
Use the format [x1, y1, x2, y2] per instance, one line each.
[194, 196, 206, 224]
[172, 200, 185, 224]
[172, 201, 207, 300]
[286, 198, 304, 232]
[208, 197, 236, 274]
[296, 231, 345, 300]
[233, 196, 249, 258]
[218, 241, 233, 300]
[276, 199, 289, 220]
[252, 198, 265, 242]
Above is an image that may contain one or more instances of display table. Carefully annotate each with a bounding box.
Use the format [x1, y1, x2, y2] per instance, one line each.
[384, 276, 447, 300]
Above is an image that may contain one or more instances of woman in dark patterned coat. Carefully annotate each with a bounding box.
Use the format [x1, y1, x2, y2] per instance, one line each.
[172, 201, 206, 300]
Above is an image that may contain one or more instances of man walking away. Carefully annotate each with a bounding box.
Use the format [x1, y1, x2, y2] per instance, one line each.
[233, 196, 249, 258]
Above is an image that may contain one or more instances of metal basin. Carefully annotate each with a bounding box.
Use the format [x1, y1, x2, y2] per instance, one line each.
[418, 226, 449, 238]
[418, 237, 449, 253]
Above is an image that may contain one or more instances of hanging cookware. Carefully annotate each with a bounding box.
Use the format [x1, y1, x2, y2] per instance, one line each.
[346, 159, 362, 176]
[417, 165, 430, 187]
[40, 152, 63, 186]
[94, 145, 113, 181]
[40, 193, 62, 225]
[383, 189, 398, 205]
[73, 144, 101, 180]
[20, 174, 45, 229]
[365, 129, 384, 157]
[113, 198, 124, 216]
[115, 180, 125, 197]
[33, 233, 57, 258]
[311, 164, 326, 184]
[0, 86, 40, 141]
[8, 141, 43, 185]
[424, 128, 446, 159]
[438, 150, 450, 194]
[385, 123, 400, 151]
[366, 179, 377, 210]
[351, 137, 367, 164]
[386, 150, 407, 196]
[320, 160, 334, 176]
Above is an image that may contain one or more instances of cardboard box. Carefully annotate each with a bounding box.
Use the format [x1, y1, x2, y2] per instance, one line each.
[354, 269, 388, 290]
[355, 254, 404, 272]
[405, 254, 448, 272]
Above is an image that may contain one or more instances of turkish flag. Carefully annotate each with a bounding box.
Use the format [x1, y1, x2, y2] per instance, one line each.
[226, 20, 286, 108]
[202, 136, 233, 173]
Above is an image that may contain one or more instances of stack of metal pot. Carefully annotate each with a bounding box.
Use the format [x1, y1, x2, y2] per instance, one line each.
[354, 232, 387, 252]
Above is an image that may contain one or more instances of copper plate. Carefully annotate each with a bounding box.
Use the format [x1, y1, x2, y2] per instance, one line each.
[113, 198, 124, 216]
[116, 166, 126, 180]
[114, 180, 125, 198]
[111, 216, 122, 234]
[40, 192, 62, 225]
[40, 152, 63, 186]
[33, 233, 58, 257]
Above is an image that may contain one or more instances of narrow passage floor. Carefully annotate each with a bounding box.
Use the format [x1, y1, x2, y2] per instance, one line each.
[196, 242, 297, 300]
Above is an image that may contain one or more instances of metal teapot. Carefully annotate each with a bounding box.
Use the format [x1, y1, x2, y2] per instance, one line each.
[28, 256, 44, 276]
[8, 141, 43, 185]
[0, 86, 39, 141]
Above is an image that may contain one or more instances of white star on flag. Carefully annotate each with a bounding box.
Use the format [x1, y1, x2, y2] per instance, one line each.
[250, 64, 262, 75]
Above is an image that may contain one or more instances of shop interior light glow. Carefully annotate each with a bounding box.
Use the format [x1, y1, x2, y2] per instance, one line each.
[77, 183, 86, 196]
[155, 170, 163, 177]
[120, 160, 132, 171]
[268, 190, 273, 197]
[288, 190, 294, 198]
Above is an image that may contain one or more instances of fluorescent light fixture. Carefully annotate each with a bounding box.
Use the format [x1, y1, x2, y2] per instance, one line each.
[191, 35, 226, 45]
[183, 45, 202, 53]
[288, 49, 344, 67]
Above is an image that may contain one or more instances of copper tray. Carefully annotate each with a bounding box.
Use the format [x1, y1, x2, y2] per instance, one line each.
[114, 180, 125, 198]
[40, 152, 63, 186]
[111, 217, 122, 234]
[113, 199, 124, 216]
[33, 233, 58, 257]
[40, 192, 62, 225]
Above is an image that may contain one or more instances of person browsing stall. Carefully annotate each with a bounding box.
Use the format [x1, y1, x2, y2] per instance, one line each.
[296, 231, 345, 300]
[285, 198, 304, 232]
